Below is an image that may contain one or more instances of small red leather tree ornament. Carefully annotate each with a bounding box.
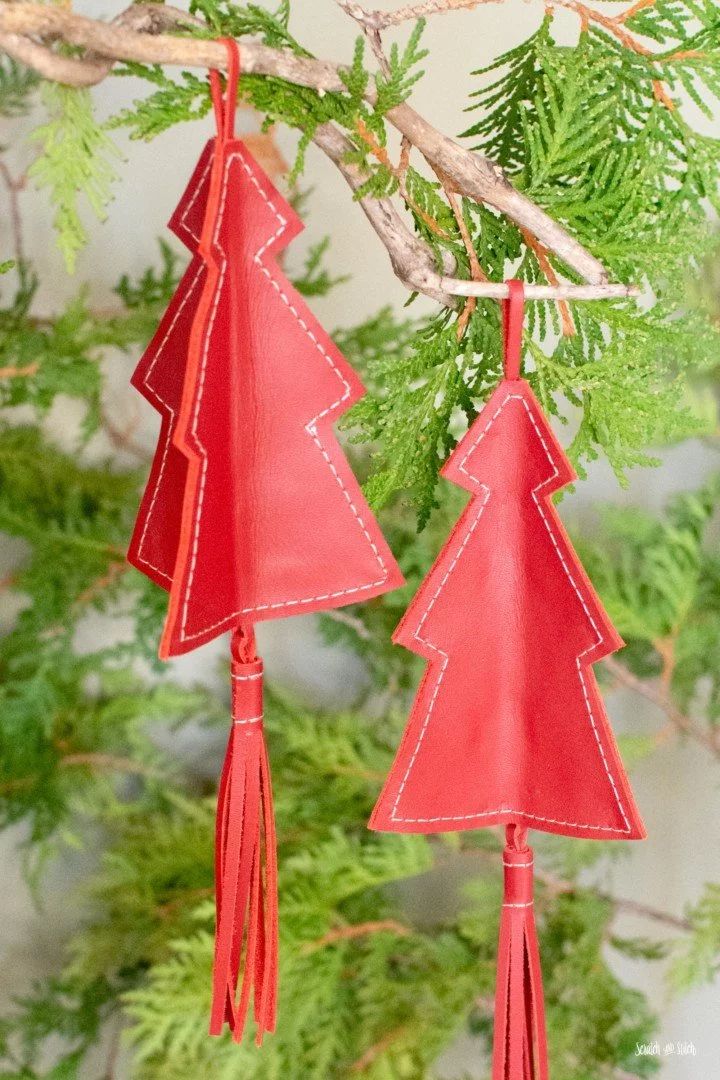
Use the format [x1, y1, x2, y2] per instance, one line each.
[370, 280, 644, 1079]
[128, 40, 402, 1044]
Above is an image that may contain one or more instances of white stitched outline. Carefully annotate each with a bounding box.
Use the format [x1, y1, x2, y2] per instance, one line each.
[174, 152, 211, 247]
[233, 715, 263, 726]
[231, 672, 262, 682]
[134, 265, 203, 582]
[134, 157, 213, 582]
[179, 149, 390, 642]
[389, 392, 632, 836]
[502, 902, 534, 909]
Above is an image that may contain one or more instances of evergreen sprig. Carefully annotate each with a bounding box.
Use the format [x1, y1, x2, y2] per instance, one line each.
[28, 85, 122, 273]
[352, 5, 720, 518]
[0, 55, 39, 118]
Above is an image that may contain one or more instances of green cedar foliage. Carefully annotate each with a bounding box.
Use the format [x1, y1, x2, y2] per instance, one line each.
[578, 476, 720, 725]
[3, 0, 720, 1076]
[28, 85, 122, 274]
[0, 56, 39, 118]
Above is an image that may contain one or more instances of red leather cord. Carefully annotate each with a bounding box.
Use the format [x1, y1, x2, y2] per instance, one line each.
[231, 624, 257, 665]
[209, 68, 224, 138]
[506, 822, 527, 852]
[502, 279, 524, 380]
[209, 37, 240, 142]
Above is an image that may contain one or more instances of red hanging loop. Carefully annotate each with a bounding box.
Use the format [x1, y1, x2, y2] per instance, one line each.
[502, 279, 524, 381]
[209, 69, 224, 137]
[208, 37, 240, 142]
[231, 623, 257, 665]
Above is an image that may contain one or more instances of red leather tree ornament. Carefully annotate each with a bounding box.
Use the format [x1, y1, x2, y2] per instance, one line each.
[370, 284, 643, 841]
[370, 280, 644, 1078]
[158, 51, 402, 659]
[127, 39, 403, 1045]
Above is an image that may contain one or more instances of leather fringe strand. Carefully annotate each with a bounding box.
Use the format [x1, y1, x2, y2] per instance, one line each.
[209, 646, 278, 1044]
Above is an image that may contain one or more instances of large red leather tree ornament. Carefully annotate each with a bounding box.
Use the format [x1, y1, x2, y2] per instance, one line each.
[127, 40, 403, 1045]
[370, 280, 645, 1079]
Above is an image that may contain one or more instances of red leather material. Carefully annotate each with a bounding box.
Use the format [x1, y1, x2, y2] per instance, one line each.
[211, 655, 278, 1043]
[370, 376, 644, 841]
[128, 136, 403, 654]
[127, 141, 214, 589]
[492, 828, 548, 1080]
[128, 45, 402, 654]
[157, 130, 403, 657]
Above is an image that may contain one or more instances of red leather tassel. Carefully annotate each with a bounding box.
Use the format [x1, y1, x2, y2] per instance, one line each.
[210, 633, 278, 1044]
[492, 825, 548, 1080]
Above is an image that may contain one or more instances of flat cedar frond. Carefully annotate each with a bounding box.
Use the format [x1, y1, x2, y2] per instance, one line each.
[0, 55, 38, 117]
[28, 85, 122, 273]
[350, 7, 720, 519]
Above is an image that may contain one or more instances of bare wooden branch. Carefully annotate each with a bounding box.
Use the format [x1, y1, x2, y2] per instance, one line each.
[335, 0, 492, 28]
[0, 4, 348, 89]
[0, 1, 632, 300]
[302, 919, 411, 953]
[58, 751, 160, 778]
[0, 158, 25, 263]
[604, 656, 720, 759]
[336, 0, 656, 55]
[312, 122, 455, 303]
[441, 281, 640, 300]
[461, 845, 692, 932]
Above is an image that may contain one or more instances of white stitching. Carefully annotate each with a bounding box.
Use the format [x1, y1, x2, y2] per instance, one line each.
[388, 493, 488, 818]
[174, 153, 211, 248]
[179, 149, 389, 642]
[503, 860, 533, 868]
[389, 391, 632, 835]
[133, 157, 213, 581]
[231, 672, 262, 682]
[134, 265, 204, 582]
[233, 715, 263, 726]
[502, 902, 534, 909]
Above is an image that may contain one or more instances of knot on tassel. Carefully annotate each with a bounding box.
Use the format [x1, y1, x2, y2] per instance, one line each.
[492, 826, 548, 1080]
[502, 841, 534, 911]
[210, 653, 278, 1045]
[231, 657, 264, 728]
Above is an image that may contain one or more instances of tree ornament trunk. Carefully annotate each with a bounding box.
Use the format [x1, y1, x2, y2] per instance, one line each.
[492, 825, 548, 1080]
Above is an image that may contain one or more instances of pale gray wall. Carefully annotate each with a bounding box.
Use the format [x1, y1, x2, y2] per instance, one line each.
[1, 2, 719, 1077]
